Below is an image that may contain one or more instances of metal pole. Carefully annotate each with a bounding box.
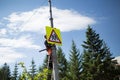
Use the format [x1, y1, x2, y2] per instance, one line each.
[48, 0, 54, 28]
[47, 55, 52, 80]
[52, 46, 59, 80]
[48, 0, 59, 80]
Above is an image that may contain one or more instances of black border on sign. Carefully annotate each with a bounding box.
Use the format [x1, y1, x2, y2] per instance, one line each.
[48, 29, 62, 43]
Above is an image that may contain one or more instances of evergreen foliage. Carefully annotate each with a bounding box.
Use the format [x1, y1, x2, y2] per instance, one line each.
[81, 26, 117, 80]
[68, 41, 82, 80]
[29, 59, 37, 80]
[0, 63, 11, 80]
[42, 55, 48, 69]
[115, 65, 120, 79]
[12, 63, 18, 80]
[57, 47, 68, 80]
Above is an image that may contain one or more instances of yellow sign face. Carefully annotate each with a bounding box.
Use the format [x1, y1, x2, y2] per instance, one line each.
[46, 26, 62, 46]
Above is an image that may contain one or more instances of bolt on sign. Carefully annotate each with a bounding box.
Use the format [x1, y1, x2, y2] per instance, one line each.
[46, 26, 62, 46]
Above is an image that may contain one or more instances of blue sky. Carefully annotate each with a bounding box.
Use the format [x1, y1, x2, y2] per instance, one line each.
[0, 0, 120, 71]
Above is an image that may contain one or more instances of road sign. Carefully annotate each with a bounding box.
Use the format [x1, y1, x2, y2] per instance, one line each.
[46, 26, 62, 45]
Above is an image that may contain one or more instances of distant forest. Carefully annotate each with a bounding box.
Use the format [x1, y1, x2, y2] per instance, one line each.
[0, 26, 120, 80]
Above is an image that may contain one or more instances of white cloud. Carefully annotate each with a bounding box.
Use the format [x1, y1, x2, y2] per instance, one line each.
[5, 6, 96, 33]
[115, 56, 120, 64]
[0, 28, 7, 36]
[0, 34, 40, 64]
[0, 47, 26, 64]
[0, 35, 41, 49]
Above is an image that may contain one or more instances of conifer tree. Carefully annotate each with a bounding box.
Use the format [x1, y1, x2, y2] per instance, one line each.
[29, 59, 37, 80]
[57, 47, 68, 80]
[12, 63, 18, 80]
[81, 26, 117, 80]
[114, 65, 120, 80]
[39, 55, 48, 73]
[69, 41, 82, 80]
[0, 68, 3, 79]
[18, 74, 22, 80]
[0, 63, 11, 80]
[42, 55, 48, 69]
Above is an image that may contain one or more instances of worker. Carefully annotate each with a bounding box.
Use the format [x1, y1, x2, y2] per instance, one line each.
[44, 35, 53, 69]
[44, 35, 52, 55]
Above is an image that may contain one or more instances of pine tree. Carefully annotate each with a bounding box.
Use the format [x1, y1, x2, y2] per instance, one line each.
[81, 26, 117, 80]
[0, 68, 4, 79]
[12, 63, 18, 80]
[42, 55, 48, 69]
[114, 64, 120, 80]
[0, 63, 11, 80]
[39, 55, 48, 73]
[57, 47, 68, 80]
[18, 74, 22, 80]
[29, 59, 37, 80]
[69, 41, 82, 80]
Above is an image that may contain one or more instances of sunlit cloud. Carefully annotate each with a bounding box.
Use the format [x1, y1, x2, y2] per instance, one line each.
[0, 28, 7, 36]
[0, 47, 26, 64]
[4, 6, 96, 33]
[0, 35, 40, 49]
[115, 56, 120, 64]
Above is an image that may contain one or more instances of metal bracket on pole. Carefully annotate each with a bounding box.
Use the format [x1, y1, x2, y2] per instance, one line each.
[39, 49, 46, 52]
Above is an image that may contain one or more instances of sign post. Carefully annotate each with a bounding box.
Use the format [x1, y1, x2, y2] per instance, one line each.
[47, 0, 60, 80]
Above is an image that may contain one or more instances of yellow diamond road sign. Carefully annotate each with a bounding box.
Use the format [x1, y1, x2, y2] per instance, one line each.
[46, 26, 62, 46]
